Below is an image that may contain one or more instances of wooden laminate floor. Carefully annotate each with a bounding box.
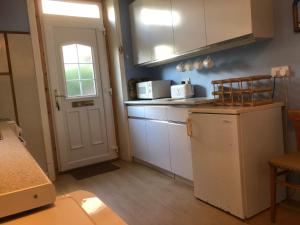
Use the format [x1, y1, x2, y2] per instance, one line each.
[55, 161, 300, 225]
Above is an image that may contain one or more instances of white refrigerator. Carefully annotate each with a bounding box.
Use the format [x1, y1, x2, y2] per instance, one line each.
[189, 104, 286, 219]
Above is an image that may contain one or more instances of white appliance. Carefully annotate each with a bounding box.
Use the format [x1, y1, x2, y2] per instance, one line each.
[189, 104, 286, 219]
[171, 84, 194, 99]
[137, 80, 171, 99]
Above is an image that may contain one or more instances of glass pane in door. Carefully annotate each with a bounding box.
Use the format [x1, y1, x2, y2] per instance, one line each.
[62, 44, 97, 98]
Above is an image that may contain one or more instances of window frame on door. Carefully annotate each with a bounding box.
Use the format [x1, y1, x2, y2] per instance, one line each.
[59, 42, 99, 99]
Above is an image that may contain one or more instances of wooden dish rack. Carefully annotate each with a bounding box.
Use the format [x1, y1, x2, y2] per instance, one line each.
[212, 75, 273, 106]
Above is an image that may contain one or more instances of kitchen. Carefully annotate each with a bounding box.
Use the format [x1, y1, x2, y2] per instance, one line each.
[0, 0, 300, 225]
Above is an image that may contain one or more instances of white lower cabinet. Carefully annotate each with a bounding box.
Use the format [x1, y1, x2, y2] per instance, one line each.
[146, 120, 172, 172]
[168, 123, 193, 181]
[128, 106, 193, 181]
[128, 118, 148, 161]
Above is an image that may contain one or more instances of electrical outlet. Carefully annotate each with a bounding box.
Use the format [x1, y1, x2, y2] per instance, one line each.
[271, 66, 291, 77]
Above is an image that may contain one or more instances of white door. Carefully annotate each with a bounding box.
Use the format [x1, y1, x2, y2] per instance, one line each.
[204, 0, 252, 45]
[43, 11, 117, 171]
[146, 120, 171, 171]
[146, 0, 174, 61]
[129, 0, 152, 64]
[172, 0, 206, 54]
[168, 122, 193, 180]
[128, 118, 148, 161]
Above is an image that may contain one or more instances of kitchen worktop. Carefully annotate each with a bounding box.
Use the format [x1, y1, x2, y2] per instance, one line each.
[0, 121, 56, 218]
[124, 97, 214, 106]
[189, 102, 285, 114]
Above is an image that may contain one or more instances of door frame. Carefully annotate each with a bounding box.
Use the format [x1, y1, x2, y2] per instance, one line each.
[40, 2, 118, 171]
[27, 0, 57, 180]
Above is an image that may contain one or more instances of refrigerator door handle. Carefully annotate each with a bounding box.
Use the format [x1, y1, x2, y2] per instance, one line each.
[186, 118, 192, 137]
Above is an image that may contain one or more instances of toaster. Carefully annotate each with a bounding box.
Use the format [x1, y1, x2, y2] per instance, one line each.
[171, 84, 194, 99]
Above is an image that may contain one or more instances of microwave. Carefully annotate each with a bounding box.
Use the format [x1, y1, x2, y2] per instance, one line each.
[136, 80, 171, 99]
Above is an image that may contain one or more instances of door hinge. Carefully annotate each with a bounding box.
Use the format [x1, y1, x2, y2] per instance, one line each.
[106, 88, 113, 96]
[118, 46, 124, 55]
[111, 146, 119, 153]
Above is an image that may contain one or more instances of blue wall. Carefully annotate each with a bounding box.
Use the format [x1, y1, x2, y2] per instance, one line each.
[0, 0, 30, 32]
[153, 0, 300, 103]
[120, 0, 300, 108]
[118, 0, 158, 81]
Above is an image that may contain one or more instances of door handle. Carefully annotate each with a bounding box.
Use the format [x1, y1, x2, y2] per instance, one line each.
[54, 89, 65, 111]
[55, 99, 60, 111]
[186, 118, 192, 137]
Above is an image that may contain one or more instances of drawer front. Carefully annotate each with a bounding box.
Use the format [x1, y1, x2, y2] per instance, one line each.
[167, 107, 190, 123]
[127, 106, 145, 118]
[145, 106, 167, 120]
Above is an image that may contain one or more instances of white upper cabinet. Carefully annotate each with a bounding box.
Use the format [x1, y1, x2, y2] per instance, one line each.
[205, 0, 274, 46]
[146, 0, 175, 61]
[172, 0, 206, 54]
[129, 0, 274, 65]
[130, 0, 174, 64]
[204, 0, 252, 45]
[129, 0, 152, 64]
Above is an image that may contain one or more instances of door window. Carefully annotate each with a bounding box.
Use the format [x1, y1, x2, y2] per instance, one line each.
[62, 44, 96, 98]
[42, 0, 100, 19]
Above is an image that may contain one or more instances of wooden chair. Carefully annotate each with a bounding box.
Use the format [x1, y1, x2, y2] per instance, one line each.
[269, 109, 300, 222]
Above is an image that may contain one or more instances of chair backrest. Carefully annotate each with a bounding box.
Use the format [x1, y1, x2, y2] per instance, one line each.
[288, 109, 300, 152]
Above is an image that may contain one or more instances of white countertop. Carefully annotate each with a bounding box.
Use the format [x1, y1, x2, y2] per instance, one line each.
[0, 122, 50, 194]
[188, 102, 285, 114]
[124, 97, 214, 106]
[0, 121, 56, 218]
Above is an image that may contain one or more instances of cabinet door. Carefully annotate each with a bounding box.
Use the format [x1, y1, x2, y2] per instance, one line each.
[128, 118, 148, 161]
[172, 0, 206, 54]
[146, 120, 171, 171]
[204, 0, 252, 45]
[129, 0, 152, 64]
[127, 106, 145, 118]
[190, 113, 244, 218]
[0, 34, 9, 73]
[143, 0, 174, 61]
[0, 76, 17, 120]
[168, 123, 193, 180]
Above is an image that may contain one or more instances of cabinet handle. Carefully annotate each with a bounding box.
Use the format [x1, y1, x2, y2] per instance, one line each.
[186, 118, 192, 137]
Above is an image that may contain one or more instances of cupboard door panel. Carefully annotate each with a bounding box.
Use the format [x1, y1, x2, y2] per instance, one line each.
[205, 0, 252, 45]
[146, 120, 171, 171]
[0, 76, 16, 120]
[0, 34, 9, 73]
[8, 34, 47, 170]
[144, 106, 167, 121]
[127, 106, 145, 118]
[129, 119, 148, 161]
[172, 0, 206, 54]
[168, 123, 193, 180]
[130, 0, 152, 64]
[146, 0, 174, 61]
